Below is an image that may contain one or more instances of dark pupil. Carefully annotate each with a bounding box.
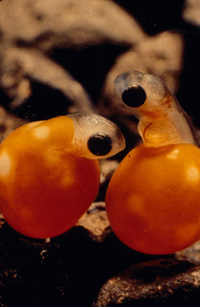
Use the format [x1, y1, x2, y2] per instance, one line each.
[121, 85, 146, 107]
[87, 133, 112, 156]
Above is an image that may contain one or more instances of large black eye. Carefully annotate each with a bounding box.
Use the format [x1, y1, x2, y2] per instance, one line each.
[87, 133, 112, 156]
[121, 85, 146, 107]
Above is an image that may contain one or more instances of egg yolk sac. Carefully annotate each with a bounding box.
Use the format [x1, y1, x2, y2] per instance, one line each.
[0, 116, 100, 238]
[106, 143, 200, 255]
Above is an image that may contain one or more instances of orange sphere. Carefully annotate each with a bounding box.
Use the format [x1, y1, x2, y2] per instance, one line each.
[106, 143, 200, 254]
[0, 117, 100, 238]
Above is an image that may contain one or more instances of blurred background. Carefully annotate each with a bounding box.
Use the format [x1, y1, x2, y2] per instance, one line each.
[0, 0, 200, 185]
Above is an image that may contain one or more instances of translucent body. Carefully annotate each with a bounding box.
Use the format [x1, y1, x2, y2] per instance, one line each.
[106, 70, 200, 255]
[0, 114, 125, 238]
[114, 70, 199, 147]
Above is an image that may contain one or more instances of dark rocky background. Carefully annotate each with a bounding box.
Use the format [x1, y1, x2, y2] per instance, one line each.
[1, 0, 200, 306]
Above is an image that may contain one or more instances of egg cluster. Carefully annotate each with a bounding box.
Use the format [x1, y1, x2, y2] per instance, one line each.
[1, 71, 200, 256]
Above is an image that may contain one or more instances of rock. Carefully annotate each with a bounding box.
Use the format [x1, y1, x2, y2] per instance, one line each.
[94, 258, 200, 306]
[76, 202, 111, 242]
[176, 240, 200, 265]
[0, 0, 144, 115]
[183, 0, 200, 26]
[0, 0, 144, 49]
[0, 0, 185, 123]
[0, 220, 70, 307]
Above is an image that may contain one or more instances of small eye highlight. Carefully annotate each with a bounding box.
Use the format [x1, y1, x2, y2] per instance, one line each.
[87, 133, 112, 156]
[121, 85, 146, 108]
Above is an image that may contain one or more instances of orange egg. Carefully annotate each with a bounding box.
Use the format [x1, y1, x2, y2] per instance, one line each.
[106, 143, 200, 254]
[0, 114, 125, 238]
[106, 70, 200, 255]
